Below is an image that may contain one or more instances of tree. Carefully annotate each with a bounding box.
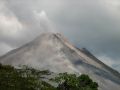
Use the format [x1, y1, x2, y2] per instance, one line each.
[51, 73, 98, 90]
[0, 63, 98, 90]
[0, 64, 56, 90]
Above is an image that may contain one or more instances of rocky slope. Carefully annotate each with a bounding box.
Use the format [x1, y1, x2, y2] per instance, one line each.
[0, 32, 120, 90]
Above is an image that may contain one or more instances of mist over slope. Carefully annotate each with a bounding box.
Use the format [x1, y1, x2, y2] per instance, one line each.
[0, 32, 120, 90]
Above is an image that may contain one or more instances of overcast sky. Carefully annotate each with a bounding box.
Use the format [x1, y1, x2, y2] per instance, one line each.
[0, 0, 120, 72]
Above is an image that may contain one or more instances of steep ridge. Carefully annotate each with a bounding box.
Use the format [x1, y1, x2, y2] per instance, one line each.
[0, 32, 120, 90]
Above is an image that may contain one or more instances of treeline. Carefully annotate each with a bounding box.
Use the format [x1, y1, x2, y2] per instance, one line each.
[0, 63, 98, 90]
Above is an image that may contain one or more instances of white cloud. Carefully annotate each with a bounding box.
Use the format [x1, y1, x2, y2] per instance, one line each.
[0, 13, 23, 37]
[100, 0, 120, 16]
[33, 10, 56, 32]
[0, 42, 13, 56]
[0, 1, 23, 38]
[105, 0, 120, 7]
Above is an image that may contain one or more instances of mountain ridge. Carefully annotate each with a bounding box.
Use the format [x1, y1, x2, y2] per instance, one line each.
[78, 48, 120, 78]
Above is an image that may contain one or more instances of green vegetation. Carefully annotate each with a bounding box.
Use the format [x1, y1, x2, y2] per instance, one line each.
[0, 64, 55, 90]
[0, 63, 98, 90]
[51, 73, 98, 90]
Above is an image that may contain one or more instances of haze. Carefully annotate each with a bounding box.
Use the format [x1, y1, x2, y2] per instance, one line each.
[0, 0, 120, 72]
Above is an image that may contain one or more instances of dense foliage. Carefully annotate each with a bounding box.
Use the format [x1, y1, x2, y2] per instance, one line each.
[0, 63, 98, 90]
[51, 73, 98, 90]
[0, 64, 55, 90]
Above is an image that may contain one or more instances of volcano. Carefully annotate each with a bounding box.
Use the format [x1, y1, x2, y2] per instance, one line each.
[0, 32, 120, 90]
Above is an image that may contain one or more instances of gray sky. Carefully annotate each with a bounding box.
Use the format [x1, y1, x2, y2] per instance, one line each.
[0, 0, 120, 72]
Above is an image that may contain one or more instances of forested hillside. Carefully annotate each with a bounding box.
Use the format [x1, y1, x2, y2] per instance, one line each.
[0, 63, 98, 90]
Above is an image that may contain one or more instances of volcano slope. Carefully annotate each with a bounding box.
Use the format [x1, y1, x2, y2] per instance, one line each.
[0, 33, 120, 90]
